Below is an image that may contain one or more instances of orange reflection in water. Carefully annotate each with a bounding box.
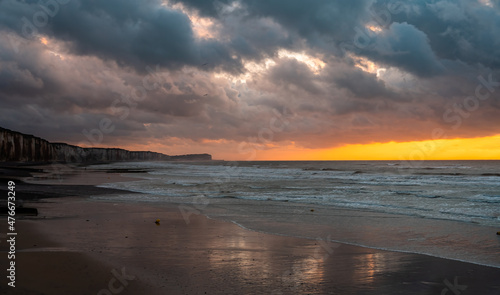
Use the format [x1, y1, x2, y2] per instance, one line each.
[280, 256, 325, 289]
[352, 252, 388, 284]
[206, 233, 330, 288]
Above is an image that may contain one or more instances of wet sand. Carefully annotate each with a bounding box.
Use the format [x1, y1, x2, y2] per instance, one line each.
[1, 165, 500, 294]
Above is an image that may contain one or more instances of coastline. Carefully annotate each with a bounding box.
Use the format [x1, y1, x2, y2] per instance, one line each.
[1, 165, 500, 294]
[94, 160, 500, 269]
[191, 196, 500, 269]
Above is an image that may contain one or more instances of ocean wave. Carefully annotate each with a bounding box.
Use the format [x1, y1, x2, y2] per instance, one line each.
[467, 194, 500, 204]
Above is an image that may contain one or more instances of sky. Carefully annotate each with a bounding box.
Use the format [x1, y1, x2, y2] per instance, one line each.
[1, 0, 500, 160]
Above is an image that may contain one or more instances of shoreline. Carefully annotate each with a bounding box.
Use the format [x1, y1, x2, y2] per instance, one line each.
[92, 192, 500, 270]
[93, 191, 500, 269]
[91, 161, 500, 269]
[225, 215, 500, 270]
[8, 196, 500, 294]
[14, 162, 499, 268]
[1, 164, 500, 293]
[201, 199, 500, 270]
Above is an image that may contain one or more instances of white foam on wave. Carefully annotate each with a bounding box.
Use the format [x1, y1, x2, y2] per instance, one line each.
[95, 161, 500, 226]
[91, 161, 500, 267]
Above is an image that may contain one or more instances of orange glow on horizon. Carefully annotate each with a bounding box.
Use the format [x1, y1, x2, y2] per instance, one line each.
[234, 135, 500, 161]
[318, 135, 500, 161]
[75, 134, 500, 161]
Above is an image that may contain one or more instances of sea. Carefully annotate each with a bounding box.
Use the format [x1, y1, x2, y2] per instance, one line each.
[90, 160, 500, 268]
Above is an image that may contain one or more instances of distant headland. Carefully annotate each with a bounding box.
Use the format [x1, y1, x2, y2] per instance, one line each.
[0, 127, 211, 163]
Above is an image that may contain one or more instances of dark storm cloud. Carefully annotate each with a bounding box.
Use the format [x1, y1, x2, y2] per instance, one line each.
[53, 0, 246, 73]
[243, 0, 374, 42]
[0, 35, 60, 101]
[53, 0, 199, 70]
[2, 0, 498, 77]
[365, 22, 446, 77]
[0, 61, 44, 97]
[0, 0, 243, 74]
[171, 0, 374, 42]
[224, 15, 295, 62]
[174, 0, 500, 77]
[267, 58, 323, 95]
[169, 0, 234, 17]
[327, 63, 394, 99]
[1, 0, 500, 154]
[375, 0, 500, 71]
[0, 0, 39, 32]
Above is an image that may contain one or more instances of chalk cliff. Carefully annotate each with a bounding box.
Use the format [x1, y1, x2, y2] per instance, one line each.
[0, 127, 211, 163]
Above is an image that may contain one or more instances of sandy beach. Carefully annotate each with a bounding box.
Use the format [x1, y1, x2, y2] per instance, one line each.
[3, 0, 500, 293]
[1, 165, 500, 294]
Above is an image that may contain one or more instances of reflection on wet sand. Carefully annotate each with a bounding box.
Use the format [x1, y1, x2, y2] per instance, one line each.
[31, 199, 500, 294]
[352, 252, 388, 284]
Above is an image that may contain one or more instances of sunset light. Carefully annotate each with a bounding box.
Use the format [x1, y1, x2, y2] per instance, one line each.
[1, 1, 500, 293]
[318, 135, 500, 161]
[2, 0, 498, 162]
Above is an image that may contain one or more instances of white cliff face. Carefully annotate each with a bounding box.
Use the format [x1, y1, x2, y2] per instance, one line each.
[0, 127, 211, 163]
[0, 127, 54, 162]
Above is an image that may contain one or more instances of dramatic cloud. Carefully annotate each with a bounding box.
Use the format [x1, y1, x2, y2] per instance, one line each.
[0, 0, 499, 159]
